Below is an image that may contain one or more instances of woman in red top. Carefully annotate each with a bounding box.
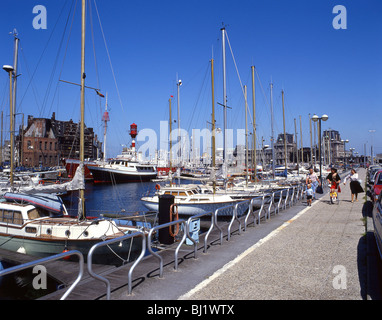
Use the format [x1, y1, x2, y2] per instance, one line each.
[326, 168, 341, 201]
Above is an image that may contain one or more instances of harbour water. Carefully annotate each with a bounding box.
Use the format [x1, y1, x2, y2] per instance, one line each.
[63, 181, 157, 217]
[0, 180, 159, 300]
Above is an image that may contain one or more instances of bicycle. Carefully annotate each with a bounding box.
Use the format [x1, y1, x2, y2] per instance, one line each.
[328, 184, 339, 205]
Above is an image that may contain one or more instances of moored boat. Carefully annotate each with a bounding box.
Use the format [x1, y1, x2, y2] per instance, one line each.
[141, 184, 241, 216]
[0, 192, 146, 265]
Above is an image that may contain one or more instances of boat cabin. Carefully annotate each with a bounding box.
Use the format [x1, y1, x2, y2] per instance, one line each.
[0, 202, 49, 228]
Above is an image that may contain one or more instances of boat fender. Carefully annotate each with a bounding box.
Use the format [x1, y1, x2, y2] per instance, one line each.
[38, 180, 45, 185]
[62, 248, 70, 260]
[155, 184, 161, 190]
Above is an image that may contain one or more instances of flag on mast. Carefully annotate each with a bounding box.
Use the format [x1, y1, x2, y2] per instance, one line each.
[95, 90, 105, 98]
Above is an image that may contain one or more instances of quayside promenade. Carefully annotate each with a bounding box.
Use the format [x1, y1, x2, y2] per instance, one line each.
[181, 168, 373, 300]
[38, 168, 380, 301]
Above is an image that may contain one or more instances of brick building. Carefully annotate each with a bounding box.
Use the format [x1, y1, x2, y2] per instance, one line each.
[19, 112, 101, 167]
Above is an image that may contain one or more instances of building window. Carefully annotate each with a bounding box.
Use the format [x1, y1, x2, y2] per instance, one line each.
[39, 141, 42, 150]
[45, 142, 47, 150]
[50, 142, 52, 150]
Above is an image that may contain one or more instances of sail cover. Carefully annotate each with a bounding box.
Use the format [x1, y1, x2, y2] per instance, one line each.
[3, 192, 65, 216]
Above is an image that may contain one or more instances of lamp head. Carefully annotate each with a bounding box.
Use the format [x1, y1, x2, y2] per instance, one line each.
[2, 65, 14, 73]
[312, 114, 319, 122]
[321, 114, 329, 121]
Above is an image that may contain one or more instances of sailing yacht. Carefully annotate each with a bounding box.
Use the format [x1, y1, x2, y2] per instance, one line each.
[0, 191, 143, 264]
[141, 184, 240, 216]
[0, 0, 148, 264]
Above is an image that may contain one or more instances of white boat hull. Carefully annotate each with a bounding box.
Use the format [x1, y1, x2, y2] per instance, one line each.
[141, 198, 243, 216]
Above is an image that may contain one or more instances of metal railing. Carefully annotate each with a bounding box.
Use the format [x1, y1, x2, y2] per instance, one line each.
[0, 250, 84, 300]
[147, 219, 187, 278]
[87, 229, 146, 299]
[0, 182, 311, 300]
[185, 211, 214, 258]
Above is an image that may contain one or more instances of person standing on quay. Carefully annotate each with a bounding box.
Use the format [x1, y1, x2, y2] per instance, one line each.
[343, 168, 364, 203]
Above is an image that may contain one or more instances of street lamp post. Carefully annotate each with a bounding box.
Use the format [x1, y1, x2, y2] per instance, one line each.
[369, 129, 376, 165]
[312, 114, 329, 184]
[3, 65, 14, 188]
[349, 147, 355, 167]
[341, 139, 349, 168]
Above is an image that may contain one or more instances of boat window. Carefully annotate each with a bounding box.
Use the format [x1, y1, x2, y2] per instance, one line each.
[28, 208, 49, 220]
[178, 192, 187, 196]
[163, 191, 178, 196]
[0, 210, 23, 225]
[13, 212, 23, 225]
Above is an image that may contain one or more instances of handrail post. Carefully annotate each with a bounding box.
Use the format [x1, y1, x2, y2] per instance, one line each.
[276, 190, 283, 214]
[244, 197, 255, 231]
[147, 227, 164, 278]
[257, 194, 265, 224]
[214, 207, 224, 245]
[87, 230, 146, 299]
[284, 187, 289, 210]
[146, 219, 186, 278]
[0, 250, 84, 301]
[128, 233, 146, 295]
[186, 212, 214, 258]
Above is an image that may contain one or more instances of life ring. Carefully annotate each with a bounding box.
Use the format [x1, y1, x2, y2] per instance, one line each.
[169, 204, 179, 237]
[39, 180, 45, 185]
[155, 184, 161, 190]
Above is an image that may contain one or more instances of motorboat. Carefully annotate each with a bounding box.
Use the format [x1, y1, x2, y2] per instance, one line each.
[88, 123, 157, 183]
[89, 158, 157, 183]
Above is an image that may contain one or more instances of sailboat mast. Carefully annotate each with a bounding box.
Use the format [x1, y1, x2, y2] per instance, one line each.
[221, 27, 227, 162]
[300, 115, 303, 171]
[103, 93, 108, 162]
[244, 85, 248, 187]
[8, 68, 14, 187]
[251, 66, 256, 180]
[79, 0, 86, 220]
[210, 58, 216, 193]
[294, 118, 299, 175]
[282, 90, 287, 172]
[270, 82, 275, 179]
[169, 97, 172, 170]
[309, 113, 313, 167]
[12, 31, 19, 164]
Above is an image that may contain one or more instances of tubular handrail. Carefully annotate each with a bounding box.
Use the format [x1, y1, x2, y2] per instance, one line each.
[147, 219, 187, 278]
[0, 250, 84, 300]
[185, 211, 214, 258]
[228, 200, 249, 240]
[283, 187, 290, 210]
[87, 230, 146, 299]
[213, 203, 235, 245]
[244, 196, 260, 230]
[267, 192, 275, 219]
[276, 189, 283, 214]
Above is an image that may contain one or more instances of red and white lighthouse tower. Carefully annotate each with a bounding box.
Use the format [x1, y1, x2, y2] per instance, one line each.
[129, 123, 138, 151]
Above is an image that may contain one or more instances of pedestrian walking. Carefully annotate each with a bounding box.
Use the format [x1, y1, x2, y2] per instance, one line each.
[305, 184, 314, 206]
[343, 168, 364, 202]
[306, 168, 320, 199]
[326, 167, 341, 203]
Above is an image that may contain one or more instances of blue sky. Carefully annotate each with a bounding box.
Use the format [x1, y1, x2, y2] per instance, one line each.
[0, 0, 381, 159]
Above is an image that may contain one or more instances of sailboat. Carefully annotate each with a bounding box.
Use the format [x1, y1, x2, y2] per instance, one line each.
[0, 0, 147, 265]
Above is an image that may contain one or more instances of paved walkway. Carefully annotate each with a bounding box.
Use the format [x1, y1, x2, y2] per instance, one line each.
[179, 169, 367, 300]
